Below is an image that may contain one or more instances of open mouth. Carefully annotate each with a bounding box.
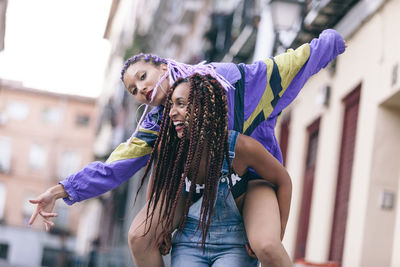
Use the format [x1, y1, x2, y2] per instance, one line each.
[173, 121, 185, 132]
[146, 90, 153, 102]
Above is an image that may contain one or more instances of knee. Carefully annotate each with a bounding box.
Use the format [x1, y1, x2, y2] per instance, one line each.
[128, 224, 149, 255]
[252, 240, 283, 265]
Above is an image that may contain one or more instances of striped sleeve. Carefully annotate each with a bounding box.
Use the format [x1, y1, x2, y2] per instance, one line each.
[60, 106, 163, 205]
[240, 29, 345, 135]
[107, 127, 158, 163]
[270, 29, 345, 117]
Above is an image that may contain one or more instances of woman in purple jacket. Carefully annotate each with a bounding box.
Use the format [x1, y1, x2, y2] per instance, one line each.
[29, 29, 346, 265]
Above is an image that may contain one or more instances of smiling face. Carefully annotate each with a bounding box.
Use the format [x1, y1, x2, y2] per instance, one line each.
[169, 82, 190, 139]
[122, 61, 170, 106]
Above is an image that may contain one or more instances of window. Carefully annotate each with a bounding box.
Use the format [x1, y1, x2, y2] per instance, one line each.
[6, 101, 29, 121]
[42, 107, 61, 125]
[0, 243, 9, 260]
[76, 114, 90, 126]
[29, 144, 47, 170]
[0, 137, 11, 173]
[57, 151, 81, 179]
[41, 247, 73, 266]
[0, 183, 5, 220]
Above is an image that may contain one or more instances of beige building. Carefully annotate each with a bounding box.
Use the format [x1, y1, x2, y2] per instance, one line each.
[0, 0, 6, 51]
[277, 0, 400, 266]
[0, 79, 98, 265]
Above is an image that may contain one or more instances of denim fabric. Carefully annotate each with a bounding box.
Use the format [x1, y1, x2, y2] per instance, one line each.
[171, 177, 258, 266]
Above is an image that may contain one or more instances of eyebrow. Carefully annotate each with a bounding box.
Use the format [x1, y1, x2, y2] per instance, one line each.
[135, 71, 141, 79]
[172, 97, 186, 102]
[126, 71, 142, 91]
[127, 84, 135, 91]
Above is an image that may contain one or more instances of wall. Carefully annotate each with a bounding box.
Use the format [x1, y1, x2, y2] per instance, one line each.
[280, 0, 400, 265]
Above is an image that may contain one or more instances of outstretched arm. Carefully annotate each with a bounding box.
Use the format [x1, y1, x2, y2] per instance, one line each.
[235, 134, 292, 236]
[215, 29, 345, 165]
[29, 107, 162, 230]
[59, 106, 162, 205]
[269, 29, 346, 118]
[60, 144, 151, 205]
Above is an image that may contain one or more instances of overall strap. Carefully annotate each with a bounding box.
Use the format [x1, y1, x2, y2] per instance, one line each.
[233, 64, 246, 133]
[221, 130, 240, 174]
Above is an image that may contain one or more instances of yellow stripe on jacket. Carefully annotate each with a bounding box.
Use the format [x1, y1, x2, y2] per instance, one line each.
[243, 44, 310, 133]
[107, 127, 158, 163]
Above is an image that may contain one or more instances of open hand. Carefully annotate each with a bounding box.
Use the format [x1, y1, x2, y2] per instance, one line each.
[29, 190, 58, 231]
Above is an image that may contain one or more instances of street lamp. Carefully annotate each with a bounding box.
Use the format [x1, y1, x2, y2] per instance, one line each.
[269, 0, 305, 53]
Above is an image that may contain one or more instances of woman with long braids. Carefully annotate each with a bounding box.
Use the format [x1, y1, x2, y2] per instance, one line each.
[131, 73, 292, 266]
[29, 30, 345, 262]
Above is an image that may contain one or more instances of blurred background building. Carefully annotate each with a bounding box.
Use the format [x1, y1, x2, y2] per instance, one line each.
[0, 0, 399, 266]
[276, 0, 400, 266]
[0, 80, 98, 266]
[0, 0, 6, 52]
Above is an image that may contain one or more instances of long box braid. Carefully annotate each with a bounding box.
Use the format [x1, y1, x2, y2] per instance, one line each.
[135, 73, 234, 250]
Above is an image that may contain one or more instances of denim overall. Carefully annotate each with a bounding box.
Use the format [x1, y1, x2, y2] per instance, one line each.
[171, 131, 258, 267]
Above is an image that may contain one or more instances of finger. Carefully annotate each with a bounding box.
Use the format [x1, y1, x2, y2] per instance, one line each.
[42, 217, 55, 227]
[161, 246, 170, 255]
[39, 211, 58, 218]
[159, 245, 167, 256]
[159, 242, 171, 255]
[245, 244, 257, 259]
[44, 220, 54, 232]
[29, 208, 40, 225]
[29, 199, 40, 204]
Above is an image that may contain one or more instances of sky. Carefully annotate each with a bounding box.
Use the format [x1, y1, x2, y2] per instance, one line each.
[0, 0, 112, 98]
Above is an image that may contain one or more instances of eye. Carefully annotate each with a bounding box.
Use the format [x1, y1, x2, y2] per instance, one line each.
[140, 72, 146, 80]
[178, 101, 186, 107]
[129, 87, 138, 96]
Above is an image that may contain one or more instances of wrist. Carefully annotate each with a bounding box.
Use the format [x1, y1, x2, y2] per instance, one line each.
[48, 184, 69, 199]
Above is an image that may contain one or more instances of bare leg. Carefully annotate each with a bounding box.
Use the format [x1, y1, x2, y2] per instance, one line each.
[242, 180, 292, 267]
[128, 195, 186, 267]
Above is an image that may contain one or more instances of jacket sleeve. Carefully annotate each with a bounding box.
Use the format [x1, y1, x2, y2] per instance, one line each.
[240, 29, 345, 135]
[270, 29, 345, 117]
[59, 106, 162, 205]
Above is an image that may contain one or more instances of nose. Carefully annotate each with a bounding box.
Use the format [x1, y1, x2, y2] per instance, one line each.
[137, 85, 146, 94]
[169, 104, 177, 118]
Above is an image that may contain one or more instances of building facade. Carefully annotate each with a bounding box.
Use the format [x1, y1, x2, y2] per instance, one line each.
[0, 0, 6, 51]
[276, 0, 400, 266]
[0, 79, 98, 266]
